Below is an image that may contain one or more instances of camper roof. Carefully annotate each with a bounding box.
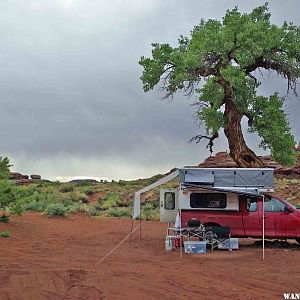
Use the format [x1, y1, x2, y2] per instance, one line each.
[178, 168, 274, 190]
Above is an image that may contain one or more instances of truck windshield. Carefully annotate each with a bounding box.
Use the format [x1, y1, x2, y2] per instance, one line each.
[267, 197, 297, 210]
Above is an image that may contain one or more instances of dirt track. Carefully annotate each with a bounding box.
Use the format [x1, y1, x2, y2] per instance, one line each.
[0, 213, 299, 299]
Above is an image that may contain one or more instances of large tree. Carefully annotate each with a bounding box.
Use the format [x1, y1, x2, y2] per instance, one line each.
[139, 4, 300, 167]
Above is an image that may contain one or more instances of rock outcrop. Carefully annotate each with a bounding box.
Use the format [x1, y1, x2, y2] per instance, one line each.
[10, 172, 43, 185]
[196, 143, 300, 177]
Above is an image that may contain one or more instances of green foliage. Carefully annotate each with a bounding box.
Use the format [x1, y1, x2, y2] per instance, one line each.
[0, 231, 11, 238]
[68, 191, 88, 203]
[249, 93, 296, 165]
[0, 157, 11, 180]
[0, 180, 18, 209]
[25, 200, 44, 212]
[0, 175, 160, 219]
[85, 206, 100, 217]
[67, 202, 82, 213]
[59, 184, 74, 193]
[98, 192, 121, 210]
[16, 185, 38, 198]
[103, 207, 132, 218]
[198, 108, 224, 134]
[140, 201, 159, 221]
[118, 180, 127, 186]
[44, 203, 68, 217]
[147, 174, 164, 185]
[82, 187, 95, 195]
[10, 199, 25, 215]
[0, 185, 38, 214]
[139, 3, 300, 166]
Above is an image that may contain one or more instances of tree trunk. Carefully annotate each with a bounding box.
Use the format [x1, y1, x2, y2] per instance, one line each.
[224, 101, 264, 168]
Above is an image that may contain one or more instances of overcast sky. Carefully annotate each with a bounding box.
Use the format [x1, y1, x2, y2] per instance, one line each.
[0, 0, 299, 181]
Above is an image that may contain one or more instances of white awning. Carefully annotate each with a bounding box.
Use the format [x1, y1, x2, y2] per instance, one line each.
[132, 170, 179, 219]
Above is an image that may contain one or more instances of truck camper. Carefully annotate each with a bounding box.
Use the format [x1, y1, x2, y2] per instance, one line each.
[133, 168, 300, 243]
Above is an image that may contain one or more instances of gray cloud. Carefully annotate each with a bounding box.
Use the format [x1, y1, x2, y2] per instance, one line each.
[0, 0, 299, 180]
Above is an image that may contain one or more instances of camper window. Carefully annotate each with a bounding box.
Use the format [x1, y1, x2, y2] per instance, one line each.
[164, 192, 175, 210]
[190, 193, 226, 209]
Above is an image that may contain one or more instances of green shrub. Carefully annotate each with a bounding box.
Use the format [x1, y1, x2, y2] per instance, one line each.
[69, 191, 88, 203]
[98, 192, 120, 210]
[67, 203, 82, 213]
[0, 180, 18, 209]
[44, 203, 68, 217]
[10, 199, 25, 215]
[25, 201, 44, 212]
[0, 157, 11, 180]
[118, 180, 127, 186]
[85, 206, 100, 217]
[59, 184, 74, 193]
[82, 187, 95, 196]
[16, 185, 37, 198]
[140, 201, 160, 221]
[0, 231, 10, 238]
[104, 207, 132, 218]
[147, 174, 164, 185]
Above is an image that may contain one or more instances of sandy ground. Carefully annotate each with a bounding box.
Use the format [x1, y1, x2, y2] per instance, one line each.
[0, 213, 299, 300]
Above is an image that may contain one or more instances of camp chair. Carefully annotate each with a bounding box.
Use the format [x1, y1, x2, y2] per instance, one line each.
[185, 218, 205, 240]
[205, 226, 231, 251]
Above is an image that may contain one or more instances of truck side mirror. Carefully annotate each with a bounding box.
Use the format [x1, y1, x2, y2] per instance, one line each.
[283, 205, 292, 213]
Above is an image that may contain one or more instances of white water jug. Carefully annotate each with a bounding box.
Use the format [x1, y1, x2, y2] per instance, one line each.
[165, 236, 173, 251]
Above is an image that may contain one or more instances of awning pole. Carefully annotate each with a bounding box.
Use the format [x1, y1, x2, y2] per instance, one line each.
[180, 208, 182, 260]
[262, 195, 265, 261]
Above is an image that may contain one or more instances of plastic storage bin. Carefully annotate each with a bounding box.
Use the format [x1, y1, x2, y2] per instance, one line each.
[217, 238, 239, 250]
[184, 241, 207, 254]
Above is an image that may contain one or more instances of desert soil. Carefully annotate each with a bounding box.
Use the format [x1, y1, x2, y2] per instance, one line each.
[0, 213, 299, 300]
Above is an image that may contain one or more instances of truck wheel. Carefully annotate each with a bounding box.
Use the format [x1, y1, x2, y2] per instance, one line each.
[296, 238, 300, 244]
[204, 231, 218, 249]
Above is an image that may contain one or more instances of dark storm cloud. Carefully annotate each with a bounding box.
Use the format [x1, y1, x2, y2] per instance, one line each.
[0, 0, 299, 180]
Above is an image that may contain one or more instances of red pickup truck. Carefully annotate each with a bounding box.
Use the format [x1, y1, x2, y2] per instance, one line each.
[180, 194, 300, 243]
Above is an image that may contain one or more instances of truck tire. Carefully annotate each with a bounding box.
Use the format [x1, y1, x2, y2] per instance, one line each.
[204, 231, 218, 249]
[296, 238, 300, 244]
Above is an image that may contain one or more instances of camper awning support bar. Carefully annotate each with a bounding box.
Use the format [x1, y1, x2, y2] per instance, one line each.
[132, 170, 179, 219]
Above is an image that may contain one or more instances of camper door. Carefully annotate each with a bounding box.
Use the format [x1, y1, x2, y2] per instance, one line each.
[160, 189, 178, 222]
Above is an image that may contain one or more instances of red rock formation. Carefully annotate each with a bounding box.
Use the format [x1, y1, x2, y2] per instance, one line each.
[197, 146, 300, 178]
[10, 172, 42, 183]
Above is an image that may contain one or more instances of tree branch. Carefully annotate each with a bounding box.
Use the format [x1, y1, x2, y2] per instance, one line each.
[189, 132, 219, 154]
[244, 56, 298, 94]
[243, 111, 254, 127]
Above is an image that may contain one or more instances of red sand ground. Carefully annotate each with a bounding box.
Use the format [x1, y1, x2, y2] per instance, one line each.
[0, 213, 299, 300]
